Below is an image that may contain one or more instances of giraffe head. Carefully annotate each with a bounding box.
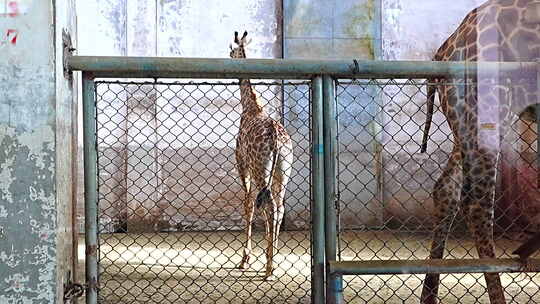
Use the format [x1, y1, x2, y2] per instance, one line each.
[229, 31, 251, 58]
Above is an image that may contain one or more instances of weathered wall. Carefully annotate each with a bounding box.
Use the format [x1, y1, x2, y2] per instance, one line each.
[284, 0, 380, 59]
[77, 0, 383, 231]
[77, 0, 281, 58]
[379, 0, 522, 228]
[284, 0, 383, 227]
[76, 0, 282, 231]
[54, 0, 78, 300]
[76, 0, 535, 232]
[0, 0, 77, 303]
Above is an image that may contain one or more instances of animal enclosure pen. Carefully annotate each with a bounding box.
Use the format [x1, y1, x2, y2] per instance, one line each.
[69, 56, 540, 304]
[94, 79, 312, 303]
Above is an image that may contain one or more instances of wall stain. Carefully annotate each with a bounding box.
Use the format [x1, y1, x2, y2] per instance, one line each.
[285, 2, 325, 37]
[342, 0, 375, 40]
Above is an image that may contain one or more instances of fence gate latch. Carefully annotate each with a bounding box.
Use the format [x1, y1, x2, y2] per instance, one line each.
[63, 270, 85, 303]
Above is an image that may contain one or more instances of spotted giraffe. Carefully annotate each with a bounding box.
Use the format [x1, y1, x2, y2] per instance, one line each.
[229, 31, 293, 280]
[420, 1, 539, 303]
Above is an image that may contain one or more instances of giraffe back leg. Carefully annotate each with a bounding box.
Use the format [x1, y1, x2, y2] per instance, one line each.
[462, 146, 506, 304]
[462, 83, 513, 304]
[236, 156, 254, 269]
[263, 147, 292, 280]
[421, 147, 462, 304]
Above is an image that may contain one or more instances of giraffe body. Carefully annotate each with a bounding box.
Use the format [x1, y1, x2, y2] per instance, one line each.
[421, 1, 540, 304]
[229, 31, 293, 280]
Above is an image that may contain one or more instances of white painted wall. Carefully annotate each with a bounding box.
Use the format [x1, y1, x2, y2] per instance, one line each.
[76, 0, 532, 231]
[77, 0, 281, 58]
[75, 0, 283, 231]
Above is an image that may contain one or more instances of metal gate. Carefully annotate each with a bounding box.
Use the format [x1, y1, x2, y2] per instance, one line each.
[71, 56, 540, 304]
[92, 79, 312, 303]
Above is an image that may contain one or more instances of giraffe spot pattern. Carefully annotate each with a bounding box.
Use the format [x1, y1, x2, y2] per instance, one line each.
[422, 2, 540, 302]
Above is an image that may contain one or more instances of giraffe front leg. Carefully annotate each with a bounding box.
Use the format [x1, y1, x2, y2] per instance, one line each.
[422, 149, 462, 304]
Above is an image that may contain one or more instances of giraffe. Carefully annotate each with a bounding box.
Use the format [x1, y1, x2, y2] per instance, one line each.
[229, 31, 294, 280]
[420, 1, 539, 303]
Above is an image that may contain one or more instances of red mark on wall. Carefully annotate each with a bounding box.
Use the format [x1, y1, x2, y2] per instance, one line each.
[7, 1, 20, 17]
[6, 29, 17, 45]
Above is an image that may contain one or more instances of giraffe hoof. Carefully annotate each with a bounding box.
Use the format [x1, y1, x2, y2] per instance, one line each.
[237, 262, 249, 270]
[264, 274, 277, 281]
[237, 255, 251, 270]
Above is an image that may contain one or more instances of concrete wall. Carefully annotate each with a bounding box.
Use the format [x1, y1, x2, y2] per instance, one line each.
[76, 0, 283, 231]
[77, 0, 281, 58]
[78, 0, 382, 231]
[377, 0, 538, 229]
[284, 0, 383, 228]
[380, 0, 487, 225]
[75, 0, 537, 232]
[0, 0, 77, 303]
[284, 0, 380, 60]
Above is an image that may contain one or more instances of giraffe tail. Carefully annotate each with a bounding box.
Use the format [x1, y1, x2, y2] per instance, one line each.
[421, 79, 437, 153]
[255, 137, 280, 209]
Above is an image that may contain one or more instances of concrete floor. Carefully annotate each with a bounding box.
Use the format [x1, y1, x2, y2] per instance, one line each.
[76, 230, 540, 303]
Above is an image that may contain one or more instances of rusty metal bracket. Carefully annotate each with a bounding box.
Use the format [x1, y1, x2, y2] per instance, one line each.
[63, 29, 76, 79]
[351, 59, 360, 76]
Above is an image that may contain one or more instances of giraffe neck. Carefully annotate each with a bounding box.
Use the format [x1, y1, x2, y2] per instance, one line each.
[239, 79, 264, 116]
[233, 46, 264, 116]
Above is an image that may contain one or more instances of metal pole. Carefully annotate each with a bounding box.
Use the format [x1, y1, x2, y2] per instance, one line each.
[537, 60, 540, 188]
[66, 55, 536, 79]
[323, 76, 343, 304]
[83, 72, 99, 304]
[311, 76, 326, 304]
[328, 258, 540, 275]
[311, 76, 325, 304]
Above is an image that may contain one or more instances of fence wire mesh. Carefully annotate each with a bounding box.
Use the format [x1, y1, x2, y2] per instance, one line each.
[336, 78, 540, 303]
[95, 80, 312, 303]
[92, 76, 540, 304]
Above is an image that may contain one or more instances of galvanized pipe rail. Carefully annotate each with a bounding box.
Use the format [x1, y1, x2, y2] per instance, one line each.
[329, 258, 540, 275]
[82, 73, 98, 304]
[67, 55, 536, 79]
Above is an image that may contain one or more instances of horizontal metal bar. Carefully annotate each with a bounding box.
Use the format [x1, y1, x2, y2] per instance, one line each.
[329, 258, 540, 275]
[67, 55, 537, 79]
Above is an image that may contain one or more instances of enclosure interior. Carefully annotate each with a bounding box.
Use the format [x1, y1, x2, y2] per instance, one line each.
[91, 77, 540, 304]
[336, 78, 540, 304]
[94, 79, 312, 303]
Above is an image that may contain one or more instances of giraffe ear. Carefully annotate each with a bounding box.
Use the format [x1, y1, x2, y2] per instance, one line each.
[234, 31, 239, 44]
[229, 44, 233, 51]
[244, 38, 252, 46]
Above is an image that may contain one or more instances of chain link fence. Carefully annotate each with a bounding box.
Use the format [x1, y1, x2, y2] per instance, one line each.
[335, 78, 540, 303]
[93, 77, 540, 303]
[95, 80, 312, 303]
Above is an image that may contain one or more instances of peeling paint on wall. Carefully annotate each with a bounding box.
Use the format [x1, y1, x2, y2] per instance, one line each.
[0, 126, 57, 303]
[0, 0, 77, 302]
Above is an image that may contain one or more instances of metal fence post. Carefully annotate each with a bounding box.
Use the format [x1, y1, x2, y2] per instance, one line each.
[537, 60, 540, 188]
[83, 72, 99, 304]
[323, 75, 343, 304]
[311, 76, 326, 304]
